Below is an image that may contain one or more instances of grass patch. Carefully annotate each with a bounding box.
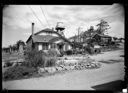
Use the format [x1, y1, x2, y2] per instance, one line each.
[2, 52, 24, 63]
[3, 66, 37, 81]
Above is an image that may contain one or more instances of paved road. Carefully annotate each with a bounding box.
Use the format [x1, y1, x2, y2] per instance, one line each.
[2, 50, 124, 90]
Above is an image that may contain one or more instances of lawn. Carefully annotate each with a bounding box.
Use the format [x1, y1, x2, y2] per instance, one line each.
[2, 52, 24, 62]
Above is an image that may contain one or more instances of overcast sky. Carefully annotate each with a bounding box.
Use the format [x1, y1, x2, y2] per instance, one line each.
[2, 4, 124, 47]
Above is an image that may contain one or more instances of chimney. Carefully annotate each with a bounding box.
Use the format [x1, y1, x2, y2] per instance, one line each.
[32, 23, 34, 37]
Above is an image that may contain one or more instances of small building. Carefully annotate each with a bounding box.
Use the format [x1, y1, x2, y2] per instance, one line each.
[92, 34, 112, 46]
[2, 47, 10, 53]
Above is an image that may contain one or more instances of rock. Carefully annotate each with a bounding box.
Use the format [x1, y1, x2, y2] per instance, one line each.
[55, 67, 59, 71]
[96, 63, 101, 67]
[70, 66, 74, 70]
[91, 63, 95, 67]
[45, 67, 52, 73]
[12, 62, 17, 67]
[56, 66, 63, 71]
[85, 65, 89, 68]
[65, 66, 70, 70]
[38, 67, 45, 74]
[50, 67, 56, 73]
[44, 67, 49, 72]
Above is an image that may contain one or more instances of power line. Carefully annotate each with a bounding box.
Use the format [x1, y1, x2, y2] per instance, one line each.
[40, 6, 50, 28]
[28, 6, 44, 27]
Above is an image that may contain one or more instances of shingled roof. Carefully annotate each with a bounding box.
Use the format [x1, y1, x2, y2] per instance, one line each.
[32, 35, 57, 43]
[26, 28, 58, 43]
[26, 28, 73, 46]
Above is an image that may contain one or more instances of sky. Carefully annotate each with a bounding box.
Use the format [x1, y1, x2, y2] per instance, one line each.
[2, 4, 124, 47]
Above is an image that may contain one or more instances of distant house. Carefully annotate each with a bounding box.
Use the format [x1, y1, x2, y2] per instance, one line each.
[92, 34, 112, 45]
[68, 30, 112, 48]
[26, 28, 72, 52]
[2, 47, 10, 53]
[111, 37, 122, 43]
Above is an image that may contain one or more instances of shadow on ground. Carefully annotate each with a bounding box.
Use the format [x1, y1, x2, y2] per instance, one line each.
[91, 80, 124, 91]
[99, 59, 124, 64]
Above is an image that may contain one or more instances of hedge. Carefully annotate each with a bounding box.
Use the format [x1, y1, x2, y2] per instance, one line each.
[3, 66, 36, 81]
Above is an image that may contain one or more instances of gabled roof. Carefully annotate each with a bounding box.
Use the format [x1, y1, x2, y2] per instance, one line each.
[26, 28, 73, 46]
[34, 28, 56, 35]
[49, 37, 61, 43]
[92, 34, 111, 38]
[32, 35, 57, 43]
[26, 28, 58, 43]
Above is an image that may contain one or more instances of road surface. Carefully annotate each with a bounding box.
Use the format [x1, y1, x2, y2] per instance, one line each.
[2, 49, 125, 90]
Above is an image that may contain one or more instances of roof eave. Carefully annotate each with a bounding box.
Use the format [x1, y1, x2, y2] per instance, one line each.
[26, 35, 32, 43]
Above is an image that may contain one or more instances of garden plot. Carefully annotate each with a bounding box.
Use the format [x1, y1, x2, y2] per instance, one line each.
[38, 56, 101, 75]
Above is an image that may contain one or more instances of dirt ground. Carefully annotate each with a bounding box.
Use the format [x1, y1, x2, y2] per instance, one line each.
[2, 49, 125, 90]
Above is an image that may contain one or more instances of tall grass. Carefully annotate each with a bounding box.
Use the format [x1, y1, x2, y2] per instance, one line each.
[24, 48, 59, 68]
[3, 48, 59, 81]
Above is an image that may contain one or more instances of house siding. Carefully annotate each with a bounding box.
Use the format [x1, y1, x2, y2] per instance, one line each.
[26, 39, 33, 50]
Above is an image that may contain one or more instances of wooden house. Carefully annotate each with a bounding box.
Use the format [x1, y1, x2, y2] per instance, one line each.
[26, 23, 72, 52]
[92, 34, 112, 45]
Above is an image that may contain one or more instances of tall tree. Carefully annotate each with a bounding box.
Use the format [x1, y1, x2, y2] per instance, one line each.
[96, 19, 110, 35]
[12, 44, 18, 52]
[88, 26, 95, 37]
[16, 40, 25, 49]
[88, 26, 94, 32]
[8, 45, 13, 53]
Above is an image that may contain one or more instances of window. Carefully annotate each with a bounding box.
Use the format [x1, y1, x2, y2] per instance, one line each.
[51, 43, 56, 49]
[42, 43, 48, 50]
[38, 44, 42, 51]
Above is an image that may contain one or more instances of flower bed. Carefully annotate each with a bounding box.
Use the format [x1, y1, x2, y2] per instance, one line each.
[38, 60, 101, 75]
[74, 61, 101, 70]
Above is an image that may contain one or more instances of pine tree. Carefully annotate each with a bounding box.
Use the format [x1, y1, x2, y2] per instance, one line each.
[96, 19, 110, 35]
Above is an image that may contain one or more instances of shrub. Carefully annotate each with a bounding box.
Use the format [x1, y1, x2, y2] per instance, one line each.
[47, 49, 61, 57]
[24, 49, 46, 68]
[85, 46, 95, 54]
[24, 48, 59, 68]
[60, 50, 64, 57]
[45, 57, 57, 67]
[65, 50, 72, 55]
[85, 47, 91, 54]
[3, 66, 36, 81]
[5, 61, 13, 67]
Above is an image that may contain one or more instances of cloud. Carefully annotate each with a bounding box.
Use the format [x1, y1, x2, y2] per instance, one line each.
[2, 4, 124, 47]
[23, 32, 32, 36]
[108, 21, 124, 37]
